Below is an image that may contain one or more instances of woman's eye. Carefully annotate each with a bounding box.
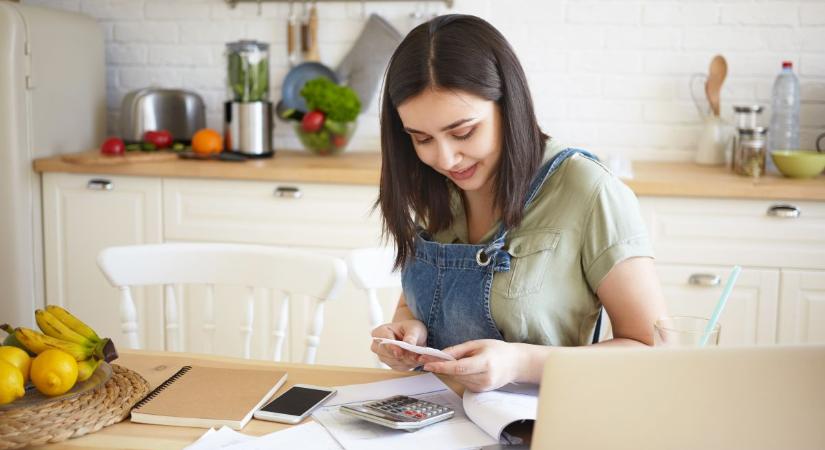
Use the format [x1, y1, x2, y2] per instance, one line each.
[414, 136, 433, 144]
[453, 128, 475, 141]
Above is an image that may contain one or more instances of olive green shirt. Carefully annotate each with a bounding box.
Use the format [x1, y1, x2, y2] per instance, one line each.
[431, 140, 653, 346]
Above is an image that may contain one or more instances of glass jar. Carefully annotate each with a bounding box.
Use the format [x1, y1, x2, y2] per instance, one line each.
[733, 127, 768, 178]
[226, 40, 270, 103]
[733, 105, 763, 130]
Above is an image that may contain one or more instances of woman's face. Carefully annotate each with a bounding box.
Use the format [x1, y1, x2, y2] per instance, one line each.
[397, 88, 502, 194]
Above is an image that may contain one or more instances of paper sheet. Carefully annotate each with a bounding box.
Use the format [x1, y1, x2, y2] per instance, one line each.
[462, 386, 538, 442]
[222, 422, 342, 450]
[184, 426, 256, 450]
[372, 338, 456, 361]
[312, 373, 496, 450]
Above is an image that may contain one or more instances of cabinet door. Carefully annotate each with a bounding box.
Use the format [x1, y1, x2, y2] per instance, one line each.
[779, 270, 825, 344]
[42, 173, 164, 350]
[656, 264, 779, 345]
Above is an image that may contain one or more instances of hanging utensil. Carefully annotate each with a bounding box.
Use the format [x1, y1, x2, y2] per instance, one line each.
[287, 1, 299, 66]
[300, 0, 309, 61]
[705, 55, 727, 117]
[305, 1, 320, 62]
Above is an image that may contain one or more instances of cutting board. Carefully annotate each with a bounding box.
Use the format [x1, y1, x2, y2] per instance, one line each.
[62, 150, 178, 165]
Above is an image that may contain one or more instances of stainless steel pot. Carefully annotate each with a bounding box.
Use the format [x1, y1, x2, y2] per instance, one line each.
[120, 88, 205, 143]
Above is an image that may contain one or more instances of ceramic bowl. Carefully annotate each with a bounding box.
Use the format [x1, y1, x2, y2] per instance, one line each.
[770, 150, 825, 179]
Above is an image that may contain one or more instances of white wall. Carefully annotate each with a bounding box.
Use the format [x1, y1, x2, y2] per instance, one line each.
[22, 0, 825, 160]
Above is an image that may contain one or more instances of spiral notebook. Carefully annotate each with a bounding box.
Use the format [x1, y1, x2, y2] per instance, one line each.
[130, 365, 288, 430]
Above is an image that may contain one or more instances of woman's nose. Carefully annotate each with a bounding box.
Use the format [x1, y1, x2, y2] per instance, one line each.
[435, 140, 460, 171]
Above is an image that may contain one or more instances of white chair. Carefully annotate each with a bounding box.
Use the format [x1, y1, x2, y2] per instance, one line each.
[347, 247, 401, 367]
[97, 243, 347, 364]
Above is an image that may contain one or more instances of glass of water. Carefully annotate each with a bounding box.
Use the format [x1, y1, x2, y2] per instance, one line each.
[654, 316, 720, 347]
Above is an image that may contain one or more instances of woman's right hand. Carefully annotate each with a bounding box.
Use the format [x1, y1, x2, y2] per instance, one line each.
[370, 319, 428, 371]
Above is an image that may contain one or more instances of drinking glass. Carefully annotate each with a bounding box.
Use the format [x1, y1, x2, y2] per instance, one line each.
[653, 316, 720, 347]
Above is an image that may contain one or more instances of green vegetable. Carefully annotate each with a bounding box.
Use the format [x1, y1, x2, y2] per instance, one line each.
[228, 50, 269, 102]
[300, 77, 361, 123]
[141, 142, 157, 151]
[125, 143, 141, 152]
[172, 142, 185, 151]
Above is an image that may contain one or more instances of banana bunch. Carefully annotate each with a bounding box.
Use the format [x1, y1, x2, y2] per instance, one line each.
[1, 306, 118, 382]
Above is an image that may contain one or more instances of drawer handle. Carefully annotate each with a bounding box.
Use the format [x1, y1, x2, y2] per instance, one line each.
[274, 186, 302, 199]
[86, 179, 113, 191]
[688, 273, 720, 287]
[766, 204, 800, 218]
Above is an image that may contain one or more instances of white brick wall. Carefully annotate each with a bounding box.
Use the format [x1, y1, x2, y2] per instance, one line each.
[22, 0, 825, 160]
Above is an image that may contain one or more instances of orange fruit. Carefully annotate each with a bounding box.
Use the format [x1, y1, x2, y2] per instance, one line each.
[192, 128, 223, 155]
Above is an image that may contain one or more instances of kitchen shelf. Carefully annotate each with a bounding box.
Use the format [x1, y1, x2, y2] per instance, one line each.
[225, 0, 454, 9]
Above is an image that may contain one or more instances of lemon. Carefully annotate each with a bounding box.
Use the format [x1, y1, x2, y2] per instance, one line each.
[30, 349, 78, 396]
[0, 359, 25, 405]
[0, 345, 32, 383]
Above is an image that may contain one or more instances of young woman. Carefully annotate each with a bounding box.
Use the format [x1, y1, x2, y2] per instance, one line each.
[370, 14, 666, 392]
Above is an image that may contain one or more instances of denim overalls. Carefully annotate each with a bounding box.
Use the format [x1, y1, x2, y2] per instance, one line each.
[402, 148, 602, 350]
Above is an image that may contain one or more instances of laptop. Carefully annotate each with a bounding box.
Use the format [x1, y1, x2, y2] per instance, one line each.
[530, 345, 825, 450]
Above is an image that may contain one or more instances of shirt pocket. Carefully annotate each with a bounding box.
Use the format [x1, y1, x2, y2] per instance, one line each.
[493, 230, 561, 298]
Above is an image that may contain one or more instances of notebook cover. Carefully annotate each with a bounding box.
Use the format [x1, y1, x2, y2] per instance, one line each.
[131, 365, 287, 430]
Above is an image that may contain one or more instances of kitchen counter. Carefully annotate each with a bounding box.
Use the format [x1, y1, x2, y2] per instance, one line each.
[33, 150, 825, 201]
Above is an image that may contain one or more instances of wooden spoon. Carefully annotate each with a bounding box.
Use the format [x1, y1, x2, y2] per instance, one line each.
[705, 55, 727, 117]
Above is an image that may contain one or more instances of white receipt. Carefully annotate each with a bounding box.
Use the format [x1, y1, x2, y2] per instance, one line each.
[373, 338, 455, 361]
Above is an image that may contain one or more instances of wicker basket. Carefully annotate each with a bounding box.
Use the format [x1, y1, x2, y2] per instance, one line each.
[0, 364, 150, 449]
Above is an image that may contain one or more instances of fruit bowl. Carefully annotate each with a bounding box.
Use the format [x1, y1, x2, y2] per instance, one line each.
[294, 120, 357, 156]
[771, 150, 825, 178]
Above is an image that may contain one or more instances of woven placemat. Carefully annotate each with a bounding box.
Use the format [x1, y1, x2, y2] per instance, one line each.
[0, 364, 150, 449]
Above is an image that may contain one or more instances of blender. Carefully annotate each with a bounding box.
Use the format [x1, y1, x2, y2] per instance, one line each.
[224, 40, 273, 157]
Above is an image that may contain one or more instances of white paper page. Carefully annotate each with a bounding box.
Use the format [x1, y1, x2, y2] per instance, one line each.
[312, 373, 497, 450]
[221, 422, 342, 450]
[372, 338, 456, 361]
[184, 426, 256, 450]
[324, 373, 449, 407]
[462, 388, 538, 442]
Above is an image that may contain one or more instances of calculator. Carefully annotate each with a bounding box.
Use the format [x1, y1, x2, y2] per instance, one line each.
[339, 395, 455, 431]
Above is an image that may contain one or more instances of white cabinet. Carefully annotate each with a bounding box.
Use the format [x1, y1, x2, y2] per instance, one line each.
[639, 196, 825, 346]
[656, 264, 779, 345]
[42, 173, 164, 350]
[778, 270, 825, 344]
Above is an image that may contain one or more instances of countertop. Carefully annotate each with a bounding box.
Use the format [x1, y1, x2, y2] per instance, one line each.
[33, 150, 825, 201]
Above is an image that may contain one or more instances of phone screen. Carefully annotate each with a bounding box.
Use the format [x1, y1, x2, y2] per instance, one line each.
[260, 386, 333, 416]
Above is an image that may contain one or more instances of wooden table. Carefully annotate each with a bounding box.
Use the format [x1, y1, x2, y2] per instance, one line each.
[31, 350, 464, 450]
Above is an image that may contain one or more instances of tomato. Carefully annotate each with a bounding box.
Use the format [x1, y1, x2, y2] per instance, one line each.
[143, 130, 173, 149]
[301, 110, 325, 133]
[331, 134, 348, 148]
[100, 137, 125, 156]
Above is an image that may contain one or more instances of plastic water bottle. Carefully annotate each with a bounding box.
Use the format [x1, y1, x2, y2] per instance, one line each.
[767, 61, 801, 171]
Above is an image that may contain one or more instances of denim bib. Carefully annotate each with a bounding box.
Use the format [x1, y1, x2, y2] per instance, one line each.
[402, 148, 599, 350]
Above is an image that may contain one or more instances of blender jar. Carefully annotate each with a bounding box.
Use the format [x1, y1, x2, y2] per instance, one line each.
[226, 40, 270, 103]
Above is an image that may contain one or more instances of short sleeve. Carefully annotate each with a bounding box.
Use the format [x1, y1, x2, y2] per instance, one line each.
[581, 175, 654, 292]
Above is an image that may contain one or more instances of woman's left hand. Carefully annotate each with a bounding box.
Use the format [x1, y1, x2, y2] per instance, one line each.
[418, 339, 523, 392]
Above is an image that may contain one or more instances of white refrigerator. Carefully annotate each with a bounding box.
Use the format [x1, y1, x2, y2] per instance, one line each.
[0, 3, 105, 327]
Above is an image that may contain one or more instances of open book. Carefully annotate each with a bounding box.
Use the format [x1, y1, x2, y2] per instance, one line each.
[130, 365, 288, 430]
[311, 373, 537, 450]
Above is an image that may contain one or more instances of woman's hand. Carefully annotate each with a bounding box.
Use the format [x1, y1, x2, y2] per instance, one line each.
[418, 339, 524, 392]
[370, 320, 428, 371]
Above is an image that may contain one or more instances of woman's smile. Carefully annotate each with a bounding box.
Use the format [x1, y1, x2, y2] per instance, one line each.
[448, 163, 478, 181]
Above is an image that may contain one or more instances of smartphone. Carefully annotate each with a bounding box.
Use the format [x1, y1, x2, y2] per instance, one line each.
[253, 384, 337, 424]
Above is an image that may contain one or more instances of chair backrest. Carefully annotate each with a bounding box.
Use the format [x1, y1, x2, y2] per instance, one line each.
[347, 247, 401, 368]
[97, 243, 347, 364]
[347, 247, 400, 330]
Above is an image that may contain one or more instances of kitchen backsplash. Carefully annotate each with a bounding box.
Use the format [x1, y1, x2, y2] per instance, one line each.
[21, 0, 825, 160]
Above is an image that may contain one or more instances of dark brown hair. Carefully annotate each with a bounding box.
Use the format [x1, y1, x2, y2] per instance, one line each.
[378, 14, 548, 269]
